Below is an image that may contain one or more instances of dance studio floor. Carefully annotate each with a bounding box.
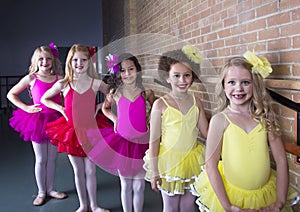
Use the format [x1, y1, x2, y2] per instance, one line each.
[0, 110, 164, 212]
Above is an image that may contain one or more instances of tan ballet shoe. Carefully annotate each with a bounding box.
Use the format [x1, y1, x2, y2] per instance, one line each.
[33, 195, 46, 206]
[47, 191, 68, 199]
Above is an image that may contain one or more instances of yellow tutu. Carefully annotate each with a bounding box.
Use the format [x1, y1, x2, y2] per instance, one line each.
[144, 141, 205, 195]
[191, 162, 298, 212]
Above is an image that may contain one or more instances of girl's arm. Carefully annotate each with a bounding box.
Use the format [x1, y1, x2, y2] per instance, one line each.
[41, 80, 66, 119]
[266, 133, 288, 211]
[7, 74, 42, 113]
[102, 92, 117, 126]
[97, 79, 109, 95]
[145, 89, 156, 107]
[205, 113, 241, 211]
[195, 96, 208, 138]
[149, 99, 163, 192]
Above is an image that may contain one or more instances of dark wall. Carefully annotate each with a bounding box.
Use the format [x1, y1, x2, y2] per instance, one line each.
[0, 0, 103, 76]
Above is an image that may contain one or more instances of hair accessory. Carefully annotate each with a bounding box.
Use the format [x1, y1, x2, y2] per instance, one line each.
[49, 43, 59, 58]
[106, 54, 119, 74]
[89, 46, 96, 57]
[182, 45, 203, 64]
[243, 50, 272, 78]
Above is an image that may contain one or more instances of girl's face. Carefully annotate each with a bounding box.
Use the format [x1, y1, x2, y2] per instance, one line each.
[167, 63, 193, 94]
[71, 52, 89, 74]
[120, 59, 137, 85]
[224, 66, 253, 108]
[37, 51, 53, 73]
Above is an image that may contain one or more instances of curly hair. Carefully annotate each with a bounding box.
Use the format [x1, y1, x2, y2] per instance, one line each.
[215, 56, 281, 136]
[158, 48, 200, 88]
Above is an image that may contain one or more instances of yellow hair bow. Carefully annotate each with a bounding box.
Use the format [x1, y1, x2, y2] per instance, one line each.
[243, 50, 272, 78]
[182, 45, 203, 64]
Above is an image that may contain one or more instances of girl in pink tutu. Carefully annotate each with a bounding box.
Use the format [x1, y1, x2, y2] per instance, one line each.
[87, 53, 155, 212]
[41, 44, 111, 212]
[7, 44, 67, 206]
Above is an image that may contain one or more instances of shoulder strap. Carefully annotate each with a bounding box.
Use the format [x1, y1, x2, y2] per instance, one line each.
[160, 97, 169, 107]
[221, 112, 232, 124]
[90, 78, 94, 88]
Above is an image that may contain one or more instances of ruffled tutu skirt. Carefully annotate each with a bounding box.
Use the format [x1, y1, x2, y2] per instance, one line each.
[86, 127, 149, 177]
[9, 108, 61, 143]
[46, 114, 111, 157]
[143, 141, 205, 195]
[191, 162, 299, 212]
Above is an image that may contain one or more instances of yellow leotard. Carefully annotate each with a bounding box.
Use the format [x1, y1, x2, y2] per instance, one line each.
[191, 113, 298, 211]
[144, 96, 205, 195]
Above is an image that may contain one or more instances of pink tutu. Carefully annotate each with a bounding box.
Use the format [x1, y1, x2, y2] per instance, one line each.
[86, 127, 149, 177]
[9, 108, 61, 143]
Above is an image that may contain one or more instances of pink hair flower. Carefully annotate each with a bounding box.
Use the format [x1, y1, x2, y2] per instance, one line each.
[106, 54, 119, 74]
[49, 42, 59, 58]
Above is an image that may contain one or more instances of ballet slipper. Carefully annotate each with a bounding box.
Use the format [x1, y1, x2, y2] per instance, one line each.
[47, 191, 68, 199]
[33, 195, 46, 206]
[91, 207, 110, 212]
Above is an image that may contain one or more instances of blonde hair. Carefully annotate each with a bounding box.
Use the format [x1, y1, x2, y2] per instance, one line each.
[64, 44, 99, 82]
[215, 56, 281, 136]
[29, 45, 63, 75]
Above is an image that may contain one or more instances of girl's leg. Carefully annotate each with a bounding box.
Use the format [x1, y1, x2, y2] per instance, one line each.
[161, 192, 180, 212]
[68, 155, 88, 212]
[84, 158, 98, 211]
[132, 178, 145, 212]
[32, 142, 47, 205]
[119, 175, 133, 212]
[179, 191, 195, 212]
[45, 142, 56, 193]
[46, 142, 67, 199]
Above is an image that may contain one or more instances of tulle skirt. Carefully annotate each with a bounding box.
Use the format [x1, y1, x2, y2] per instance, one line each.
[191, 162, 298, 212]
[143, 141, 205, 195]
[9, 108, 61, 143]
[86, 127, 149, 177]
[46, 114, 111, 157]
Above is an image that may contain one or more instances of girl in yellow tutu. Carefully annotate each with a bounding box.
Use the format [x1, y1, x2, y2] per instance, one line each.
[143, 45, 208, 212]
[191, 52, 299, 212]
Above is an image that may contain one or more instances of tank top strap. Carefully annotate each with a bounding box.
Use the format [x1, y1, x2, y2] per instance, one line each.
[90, 78, 94, 88]
[55, 74, 58, 80]
[221, 112, 232, 124]
[33, 73, 37, 79]
[160, 97, 170, 107]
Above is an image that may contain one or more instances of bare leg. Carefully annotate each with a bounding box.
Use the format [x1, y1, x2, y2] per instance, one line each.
[161, 192, 180, 212]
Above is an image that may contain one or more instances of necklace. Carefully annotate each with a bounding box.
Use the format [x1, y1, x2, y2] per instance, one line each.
[227, 105, 250, 114]
[169, 92, 189, 100]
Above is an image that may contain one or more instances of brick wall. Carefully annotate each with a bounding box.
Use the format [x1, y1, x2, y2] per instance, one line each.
[124, 0, 300, 208]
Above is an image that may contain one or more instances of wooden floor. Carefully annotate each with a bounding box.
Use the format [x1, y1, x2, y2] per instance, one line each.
[0, 110, 164, 212]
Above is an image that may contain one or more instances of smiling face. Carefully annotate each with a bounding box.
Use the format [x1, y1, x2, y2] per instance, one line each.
[224, 66, 253, 109]
[167, 62, 193, 95]
[120, 59, 138, 85]
[37, 51, 53, 73]
[71, 51, 89, 75]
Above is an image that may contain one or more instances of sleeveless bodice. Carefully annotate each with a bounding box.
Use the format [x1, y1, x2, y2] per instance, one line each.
[116, 94, 147, 139]
[160, 96, 199, 152]
[65, 81, 96, 128]
[222, 113, 270, 190]
[31, 74, 60, 113]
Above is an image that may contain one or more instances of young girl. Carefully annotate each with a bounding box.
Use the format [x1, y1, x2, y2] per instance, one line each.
[7, 44, 67, 206]
[143, 46, 208, 212]
[41, 44, 110, 212]
[191, 51, 299, 211]
[86, 53, 155, 212]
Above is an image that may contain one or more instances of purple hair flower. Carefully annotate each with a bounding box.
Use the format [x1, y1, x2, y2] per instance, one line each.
[49, 42, 59, 58]
[106, 54, 119, 74]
